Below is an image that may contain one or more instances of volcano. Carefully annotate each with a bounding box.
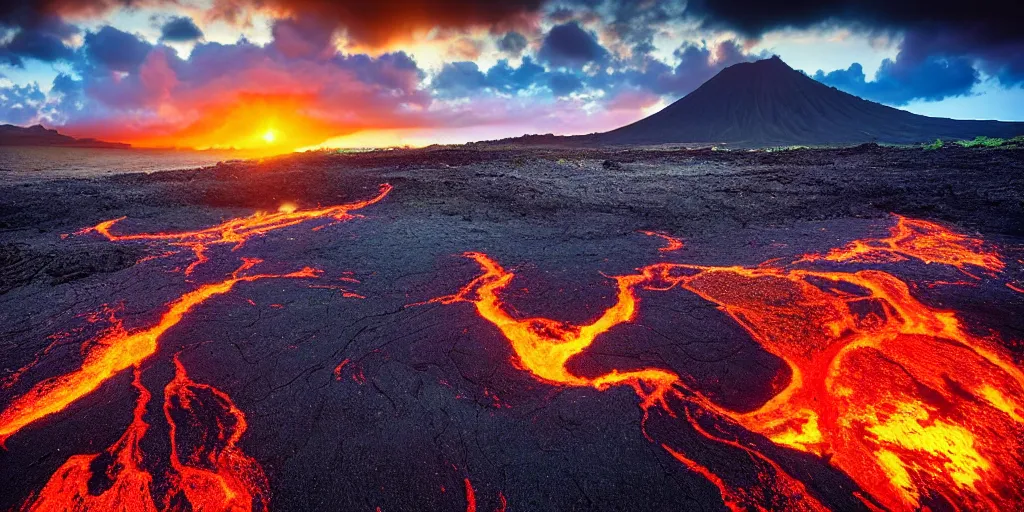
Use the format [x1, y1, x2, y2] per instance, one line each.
[595, 56, 1024, 147]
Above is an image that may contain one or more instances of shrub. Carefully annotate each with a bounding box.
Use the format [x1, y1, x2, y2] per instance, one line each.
[923, 139, 944, 150]
[955, 136, 1006, 148]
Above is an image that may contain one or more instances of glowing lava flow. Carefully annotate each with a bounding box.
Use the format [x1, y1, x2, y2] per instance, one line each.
[644, 262, 1024, 511]
[440, 216, 1023, 511]
[0, 260, 319, 444]
[22, 358, 270, 512]
[78, 183, 392, 274]
[163, 354, 269, 511]
[640, 231, 684, 252]
[434, 253, 824, 511]
[21, 368, 158, 512]
[800, 214, 1004, 275]
[464, 478, 476, 512]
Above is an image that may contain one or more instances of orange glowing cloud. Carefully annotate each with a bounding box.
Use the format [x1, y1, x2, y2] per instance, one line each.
[59, 38, 433, 153]
[209, 0, 543, 50]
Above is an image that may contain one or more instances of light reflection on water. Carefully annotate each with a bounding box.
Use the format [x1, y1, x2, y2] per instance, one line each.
[0, 146, 244, 182]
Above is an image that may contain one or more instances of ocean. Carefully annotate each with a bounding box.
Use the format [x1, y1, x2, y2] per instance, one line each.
[0, 146, 243, 182]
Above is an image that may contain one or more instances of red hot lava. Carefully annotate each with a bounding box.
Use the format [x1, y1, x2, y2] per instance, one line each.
[163, 354, 269, 511]
[0, 259, 319, 445]
[21, 368, 158, 512]
[437, 215, 1023, 511]
[78, 183, 392, 274]
[800, 214, 1004, 276]
[22, 357, 270, 512]
[640, 230, 685, 252]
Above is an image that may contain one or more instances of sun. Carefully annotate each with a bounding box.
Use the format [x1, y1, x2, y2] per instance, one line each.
[262, 129, 276, 143]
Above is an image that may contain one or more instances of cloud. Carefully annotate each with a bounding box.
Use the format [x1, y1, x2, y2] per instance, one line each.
[0, 14, 76, 66]
[486, 57, 545, 93]
[682, 0, 1023, 88]
[814, 57, 979, 105]
[597, 39, 761, 98]
[547, 71, 583, 96]
[82, 26, 153, 72]
[433, 61, 488, 96]
[17, 21, 435, 148]
[681, 0, 1016, 43]
[0, 81, 47, 124]
[208, 0, 545, 49]
[537, 22, 608, 68]
[160, 16, 203, 42]
[497, 31, 528, 56]
[434, 57, 582, 98]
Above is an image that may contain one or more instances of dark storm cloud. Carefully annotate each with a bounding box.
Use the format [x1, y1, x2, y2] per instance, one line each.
[601, 40, 760, 97]
[811, 30, 1004, 104]
[537, 22, 609, 68]
[82, 26, 153, 72]
[0, 14, 77, 66]
[682, 0, 1017, 43]
[433, 61, 489, 95]
[684, 0, 1024, 88]
[497, 31, 528, 56]
[547, 71, 583, 95]
[433, 57, 588, 98]
[209, 0, 545, 48]
[160, 16, 203, 42]
[814, 57, 979, 106]
[486, 57, 546, 93]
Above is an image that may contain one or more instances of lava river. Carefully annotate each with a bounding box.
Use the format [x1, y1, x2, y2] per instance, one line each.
[22, 356, 271, 511]
[77, 183, 392, 275]
[436, 215, 1023, 511]
[3, 186, 394, 511]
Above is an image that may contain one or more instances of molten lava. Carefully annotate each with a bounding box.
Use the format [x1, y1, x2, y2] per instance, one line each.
[436, 214, 1023, 511]
[0, 260, 319, 444]
[21, 368, 158, 512]
[433, 253, 824, 511]
[79, 183, 392, 275]
[640, 230, 684, 252]
[163, 354, 269, 511]
[22, 358, 270, 512]
[801, 214, 1004, 276]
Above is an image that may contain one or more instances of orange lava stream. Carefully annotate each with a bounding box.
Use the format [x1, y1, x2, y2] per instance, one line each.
[21, 368, 158, 512]
[0, 260, 319, 445]
[441, 213, 1023, 511]
[78, 183, 391, 274]
[640, 231, 685, 252]
[163, 354, 269, 511]
[648, 262, 1024, 510]
[800, 214, 1004, 276]
[661, 444, 744, 512]
[23, 357, 270, 512]
[437, 253, 824, 511]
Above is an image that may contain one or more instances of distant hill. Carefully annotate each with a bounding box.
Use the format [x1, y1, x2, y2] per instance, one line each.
[0, 124, 131, 149]
[588, 56, 1024, 147]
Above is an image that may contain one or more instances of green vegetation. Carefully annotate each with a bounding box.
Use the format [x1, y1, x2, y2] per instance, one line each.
[953, 135, 1024, 149]
[921, 135, 1024, 150]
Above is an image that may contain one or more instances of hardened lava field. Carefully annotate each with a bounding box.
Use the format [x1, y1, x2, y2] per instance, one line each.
[1, 145, 1023, 511]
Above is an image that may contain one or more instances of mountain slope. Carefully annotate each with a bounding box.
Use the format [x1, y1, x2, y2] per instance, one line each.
[0, 124, 131, 148]
[595, 56, 1024, 147]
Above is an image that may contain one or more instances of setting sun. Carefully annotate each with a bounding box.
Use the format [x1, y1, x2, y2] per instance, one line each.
[262, 130, 276, 143]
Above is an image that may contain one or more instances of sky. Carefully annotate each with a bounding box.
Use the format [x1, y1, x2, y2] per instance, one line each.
[1, 0, 1021, 153]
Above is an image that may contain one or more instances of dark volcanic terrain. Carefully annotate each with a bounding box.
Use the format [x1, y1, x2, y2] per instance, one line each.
[1, 145, 1023, 511]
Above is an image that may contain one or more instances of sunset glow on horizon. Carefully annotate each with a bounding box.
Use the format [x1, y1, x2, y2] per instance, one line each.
[2, 0, 1022, 152]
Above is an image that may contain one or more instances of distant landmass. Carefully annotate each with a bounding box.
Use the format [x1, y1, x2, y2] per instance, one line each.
[0, 124, 131, 149]
[482, 56, 1024, 148]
